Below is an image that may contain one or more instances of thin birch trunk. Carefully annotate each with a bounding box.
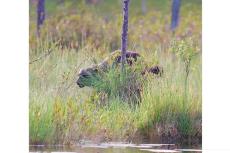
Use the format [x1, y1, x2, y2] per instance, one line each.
[37, 0, 45, 37]
[121, 0, 130, 73]
[142, 0, 147, 14]
[171, 0, 181, 32]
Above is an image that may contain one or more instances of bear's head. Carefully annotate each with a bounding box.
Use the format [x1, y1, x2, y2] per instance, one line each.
[76, 66, 101, 88]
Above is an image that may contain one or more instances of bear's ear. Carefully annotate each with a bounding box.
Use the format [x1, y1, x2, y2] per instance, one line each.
[78, 68, 84, 75]
[148, 66, 163, 76]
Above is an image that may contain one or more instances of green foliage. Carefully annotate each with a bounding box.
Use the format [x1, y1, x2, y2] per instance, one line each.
[92, 63, 143, 105]
[170, 36, 201, 107]
[170, 37, 200, 64]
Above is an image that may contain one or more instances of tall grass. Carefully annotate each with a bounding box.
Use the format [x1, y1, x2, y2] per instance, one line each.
[29, 0, 201, 145]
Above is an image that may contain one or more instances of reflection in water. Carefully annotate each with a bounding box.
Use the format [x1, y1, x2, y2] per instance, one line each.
[29, 143, 202, 153]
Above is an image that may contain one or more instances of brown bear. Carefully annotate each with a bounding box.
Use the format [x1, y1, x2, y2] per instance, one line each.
[76, 50, 162, 104]
[76, 50, 162, 88]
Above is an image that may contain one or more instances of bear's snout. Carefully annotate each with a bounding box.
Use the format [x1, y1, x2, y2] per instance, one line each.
[76, 79, 85, 88]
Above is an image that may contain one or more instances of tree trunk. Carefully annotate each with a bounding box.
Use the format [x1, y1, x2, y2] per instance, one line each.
[171, 0, 181, 32]
[86, 0, 100, 5]
[58, 0, 64, 4]
[37, 0, 45, 37]
[121, 0, 130, 73]
[142, 0, 147, 14]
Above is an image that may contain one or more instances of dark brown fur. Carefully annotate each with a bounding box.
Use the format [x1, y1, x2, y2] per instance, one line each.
[76, 51, 163, 88]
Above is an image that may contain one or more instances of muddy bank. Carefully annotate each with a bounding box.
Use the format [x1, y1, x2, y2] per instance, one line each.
[30, 143, 202, 153]
[30, 120, 201, 147]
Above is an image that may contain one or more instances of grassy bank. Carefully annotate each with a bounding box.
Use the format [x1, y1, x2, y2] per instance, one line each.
[29, 0, 202, 145]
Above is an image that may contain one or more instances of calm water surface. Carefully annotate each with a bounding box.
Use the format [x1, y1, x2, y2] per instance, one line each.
[30, 143, 202, 153]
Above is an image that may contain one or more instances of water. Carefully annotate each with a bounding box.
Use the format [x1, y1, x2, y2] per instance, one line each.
[30, 143, 202, 153]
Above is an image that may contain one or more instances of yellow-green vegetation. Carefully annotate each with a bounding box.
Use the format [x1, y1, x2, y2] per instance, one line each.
[29, 0, 202, 145]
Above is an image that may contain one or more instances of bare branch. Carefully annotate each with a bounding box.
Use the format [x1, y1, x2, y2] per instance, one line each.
[29, 49, 53, 64]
